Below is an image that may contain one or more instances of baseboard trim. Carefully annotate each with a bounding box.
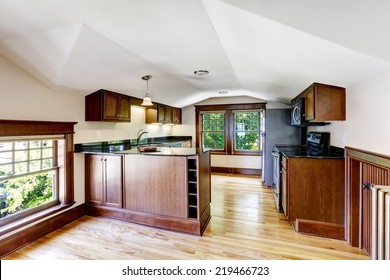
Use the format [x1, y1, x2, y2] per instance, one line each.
[211, 167, 261, 176]
[294, 219, 345, 240]
[0, 204, 85, 258]
[85, 204, 211, 236]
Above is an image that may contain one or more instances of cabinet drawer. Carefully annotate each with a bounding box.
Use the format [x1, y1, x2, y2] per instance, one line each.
[281, 156, 287, 170]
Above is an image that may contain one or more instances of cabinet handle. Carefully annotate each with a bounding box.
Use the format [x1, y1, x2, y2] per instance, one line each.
[362, 183, 374, 190]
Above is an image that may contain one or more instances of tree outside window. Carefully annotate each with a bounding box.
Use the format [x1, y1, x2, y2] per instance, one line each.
[196, 103, 265, 155]
[201, 112, 225, 150]
[234, 112, 260, 151]
[0, 139, 59, 223]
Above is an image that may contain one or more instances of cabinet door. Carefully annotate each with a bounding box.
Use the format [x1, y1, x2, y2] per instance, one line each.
[104, 155, 123, 208]
[118, 95, 131, 121]
[172, 107, 182, 124]
[145, 108, 158, 124]
[281, 166, 288, 217]
[85, 154, 123, 208]
[85, 155, 104, 206]
[103, 92, 119, 120]
[164, 106, 173, 123]
[157, 105, 173, 124]
[305, 87, 314, 121]
[158, 105, 166, 123]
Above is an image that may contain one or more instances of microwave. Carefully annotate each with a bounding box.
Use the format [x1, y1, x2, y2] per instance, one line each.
[291, 98, 305, 125]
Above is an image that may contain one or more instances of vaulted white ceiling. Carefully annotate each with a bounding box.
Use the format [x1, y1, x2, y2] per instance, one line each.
[1, 0, 390, 107]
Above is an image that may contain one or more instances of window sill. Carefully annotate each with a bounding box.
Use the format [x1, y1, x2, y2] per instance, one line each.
[0, 202, 75, 236]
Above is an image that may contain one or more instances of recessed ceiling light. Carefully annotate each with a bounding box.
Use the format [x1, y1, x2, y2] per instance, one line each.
[194, 70, 209, 75]
[219, 91, 228, 94]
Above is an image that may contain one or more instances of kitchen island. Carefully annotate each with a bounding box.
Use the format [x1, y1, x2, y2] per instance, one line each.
[77, 142, 211, 235]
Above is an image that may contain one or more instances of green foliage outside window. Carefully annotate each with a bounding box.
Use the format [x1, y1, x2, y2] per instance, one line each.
[0, 140, 56, 220]
[234, 112, 260, 151]
[0, 171, 54, 218]
[202, 112, 225, 150]
[203, 132, 224, 150]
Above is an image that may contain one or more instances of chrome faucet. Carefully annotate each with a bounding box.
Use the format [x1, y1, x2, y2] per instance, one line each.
[136, 129, 148, 146]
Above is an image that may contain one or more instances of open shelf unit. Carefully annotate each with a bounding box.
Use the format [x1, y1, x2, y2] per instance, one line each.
[187, 157, 199, 219]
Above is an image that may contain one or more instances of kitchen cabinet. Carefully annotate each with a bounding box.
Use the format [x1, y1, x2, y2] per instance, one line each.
[145, 104, 182, 124]
[158, 104, 173, 124]
[84, 149, 211, 235]
[85, 154, 123, 208]
[282, 156, 345, 239]
[302, 83, 346, 122]
[172, 107, 182, 124]
[85, 89, 131, 122]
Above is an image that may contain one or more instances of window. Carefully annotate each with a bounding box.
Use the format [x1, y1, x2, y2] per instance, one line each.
[201, 112, 225, 150]
[234, 111, 260, 152]
[0, 138, 60, 224]
[195, 103, 265, 155]
[0, 120, 76, 234]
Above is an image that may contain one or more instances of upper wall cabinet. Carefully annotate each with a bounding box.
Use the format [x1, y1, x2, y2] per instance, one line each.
[158, 104, 173, 124]
[85, 89, 131, 122]
[172, 107, 182, 125]
[145, 105, 182, 125]
[300, 83, 346, 122]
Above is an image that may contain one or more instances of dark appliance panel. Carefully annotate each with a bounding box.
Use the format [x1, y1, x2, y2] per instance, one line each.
[262, 109, 301, 187]
[291, 98, 305, 126]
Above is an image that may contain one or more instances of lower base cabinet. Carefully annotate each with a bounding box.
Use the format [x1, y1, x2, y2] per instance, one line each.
[85, 151, 211, 235]
[282, 156, 345, 239]
[85, 154, 123, 208]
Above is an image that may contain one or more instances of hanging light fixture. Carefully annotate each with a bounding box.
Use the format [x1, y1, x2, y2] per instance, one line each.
[141, 75, 153, 106]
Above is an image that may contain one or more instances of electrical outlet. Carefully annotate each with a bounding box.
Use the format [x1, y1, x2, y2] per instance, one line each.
[96, 131, 101, 139]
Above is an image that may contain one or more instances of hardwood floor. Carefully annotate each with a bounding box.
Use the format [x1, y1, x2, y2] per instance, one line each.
[2, 174, 369, 260]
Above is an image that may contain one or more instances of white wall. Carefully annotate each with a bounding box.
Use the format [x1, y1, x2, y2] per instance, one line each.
[0, 53, 173, 208]
[311, 70, 390, 156]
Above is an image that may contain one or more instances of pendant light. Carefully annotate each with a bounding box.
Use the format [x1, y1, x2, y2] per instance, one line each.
[141, 75, 153, 106]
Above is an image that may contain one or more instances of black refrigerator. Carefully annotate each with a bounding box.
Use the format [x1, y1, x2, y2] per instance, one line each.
[261, 109, 301, 187]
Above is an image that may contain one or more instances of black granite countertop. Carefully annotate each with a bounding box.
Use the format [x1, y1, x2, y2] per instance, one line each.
[74, 136, 192, 154]
[275, 145, 344, 159]
[118, 147, 210, 156]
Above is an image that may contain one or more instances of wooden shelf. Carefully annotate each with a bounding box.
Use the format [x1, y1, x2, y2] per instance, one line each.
[187, 158, 199, 219]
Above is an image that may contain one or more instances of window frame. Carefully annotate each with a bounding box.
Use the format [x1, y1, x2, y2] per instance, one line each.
[0, 120, 76, 235]
[199, 111, 227, 154]
[195, 103, 266, 156]
[232, 110, 262, 155]
[0, 138, 61, 226]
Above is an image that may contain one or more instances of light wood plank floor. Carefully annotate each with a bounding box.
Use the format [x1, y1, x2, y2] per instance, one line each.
[3, 174, 369, 260]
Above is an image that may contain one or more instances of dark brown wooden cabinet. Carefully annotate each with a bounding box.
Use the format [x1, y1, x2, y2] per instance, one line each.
[85, 154, 123, 208]
[282, 155, 345, 239]
[85, 89, 131, 122]
[172, 107, 182, 124]
[302, 83, 346, 122]
[84, 151, 211, 235]
[158, 104, 173, 124]
[145, 104, 182, 124]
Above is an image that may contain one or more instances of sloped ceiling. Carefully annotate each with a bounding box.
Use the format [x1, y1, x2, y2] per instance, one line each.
[1, 0, 390, 107]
